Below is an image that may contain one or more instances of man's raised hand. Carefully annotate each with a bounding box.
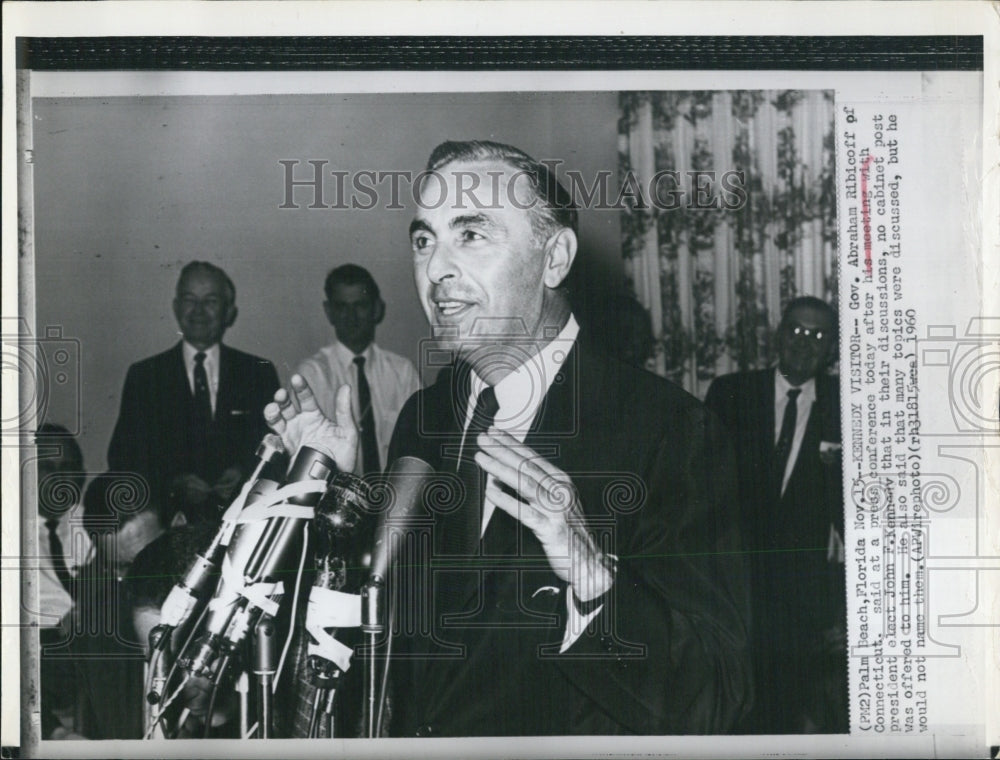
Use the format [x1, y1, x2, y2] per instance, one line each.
[263, 374, 358, 474]
[474, 427, 614, 603]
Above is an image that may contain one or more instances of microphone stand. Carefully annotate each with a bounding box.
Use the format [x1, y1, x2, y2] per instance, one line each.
[357, 456, 434, 738]
[252, 616, 277, 738]
[360, 575, 385, 739]
[305, 554, 347, 738]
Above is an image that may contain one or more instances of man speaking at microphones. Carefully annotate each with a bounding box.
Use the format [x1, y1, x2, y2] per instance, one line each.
[265, 140, 752, 737]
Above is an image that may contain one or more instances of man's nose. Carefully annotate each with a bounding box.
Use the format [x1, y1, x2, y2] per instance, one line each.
[425, 243, 459, 283]
[789, 330, 815, 347]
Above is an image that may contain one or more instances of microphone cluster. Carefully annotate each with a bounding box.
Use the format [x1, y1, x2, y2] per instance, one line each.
[144, 433, 433, 740]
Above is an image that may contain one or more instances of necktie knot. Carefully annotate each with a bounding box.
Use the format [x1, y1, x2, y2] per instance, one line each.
[787, 388, 801, 402]
[195, 351, 206, 366]
[45, 518, 59, 533]
[353, 355, 366, 369]
[470, 386, 499, 431]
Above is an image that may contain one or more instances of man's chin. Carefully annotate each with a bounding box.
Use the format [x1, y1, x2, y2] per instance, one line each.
[183, 332, 218, 347]
[781, 360, 822, 382]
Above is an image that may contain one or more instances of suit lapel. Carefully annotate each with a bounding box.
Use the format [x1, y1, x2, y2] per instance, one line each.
[411, 371, 473, 690]
[448, 345, 582, 612]
[168, 343, 193, 414]
[760, 369, 777, 464]
[783, 373, 833, 501]
[215, 344, 234, 423]
[431, 367, 482, 618]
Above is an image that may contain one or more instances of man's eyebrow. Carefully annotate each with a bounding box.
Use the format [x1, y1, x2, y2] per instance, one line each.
[450, 213, 500, 231]
[409, 219, 433, 236]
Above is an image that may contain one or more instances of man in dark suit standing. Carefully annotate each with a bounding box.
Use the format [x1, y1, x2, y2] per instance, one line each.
[108, 261, 280, 523]
[704, 296, 847, 734]
[266, 141, 751, 736]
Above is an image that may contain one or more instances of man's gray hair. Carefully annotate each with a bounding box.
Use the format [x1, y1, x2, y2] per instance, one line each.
[426, 140, 578, 243]
[176, 261, 236, 305]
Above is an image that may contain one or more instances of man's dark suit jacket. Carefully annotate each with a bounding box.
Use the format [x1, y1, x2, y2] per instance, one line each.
[704, 369, 846, 733]
[107, 343, 280, 515]
[384, 341, 752, 736]
[69, 556, 145, 739]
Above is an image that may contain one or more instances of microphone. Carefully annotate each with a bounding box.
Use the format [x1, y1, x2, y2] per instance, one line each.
[368, 456, 434, 583]
[302, 456, 432, 672]
[360, 456, 433, 738]
[182, 444, 338, 679]
[157, 435, 287, 633]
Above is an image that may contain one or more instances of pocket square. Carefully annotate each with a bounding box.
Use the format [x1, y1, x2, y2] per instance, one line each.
[819, 440, 841, 465]
[531, 586, 561, 599]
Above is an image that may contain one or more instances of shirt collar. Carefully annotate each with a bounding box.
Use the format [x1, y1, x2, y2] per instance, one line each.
[183, 341, 220, 369]
[774, 366, 816, 405]
[469, 315, 579, 436]
[332, 339, 374, 366]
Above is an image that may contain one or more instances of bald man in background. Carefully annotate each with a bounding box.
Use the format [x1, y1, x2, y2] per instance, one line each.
[108, 261, 280, 523]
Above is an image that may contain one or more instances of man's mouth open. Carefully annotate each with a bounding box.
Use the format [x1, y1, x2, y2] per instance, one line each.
[434, 300, 473, 318]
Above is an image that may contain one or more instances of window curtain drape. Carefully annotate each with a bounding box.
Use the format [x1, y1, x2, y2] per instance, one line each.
[618, 90, 837, 397]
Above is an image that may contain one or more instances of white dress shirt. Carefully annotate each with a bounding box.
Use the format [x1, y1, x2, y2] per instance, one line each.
[457, 315, 600, 650]
[774, 368, 817, 495]
[37, 503, 93, 627]
[296, 340, 422, 476]
[182, 341, 220, 416]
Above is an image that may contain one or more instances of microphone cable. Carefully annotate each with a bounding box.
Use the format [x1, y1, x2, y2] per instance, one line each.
[144, 672, 192, 740]
[307, 686, 323, 738]
[143, 643, 164, 728]
[143, 602, 210, 739]
[202, 652, 231, 739]
[374, 589, 395, 737]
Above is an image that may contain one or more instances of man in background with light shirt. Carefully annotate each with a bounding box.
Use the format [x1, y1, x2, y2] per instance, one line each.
[705, 296, 847, 734]
[295, 264, 420, 478]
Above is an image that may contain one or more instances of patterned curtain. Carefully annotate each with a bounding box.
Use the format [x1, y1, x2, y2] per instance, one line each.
[618, 91, 837, 397]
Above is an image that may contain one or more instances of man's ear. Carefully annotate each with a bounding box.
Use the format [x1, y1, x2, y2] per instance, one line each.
[823, 334, 839, 367]
[323, 300, 334, 325]
[542, 228, 578, 289]
[373, 298, 386, 325]
[224, 301, 238, 329]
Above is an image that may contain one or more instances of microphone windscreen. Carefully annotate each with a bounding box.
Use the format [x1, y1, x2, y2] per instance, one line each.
[369, 456, 434, 581]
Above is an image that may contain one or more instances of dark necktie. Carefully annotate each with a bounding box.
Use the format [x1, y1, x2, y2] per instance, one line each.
[354, 356, 380, 475]
[193, 351, 212, 424]
[457, 386, 500, 551]
[45, 518, 74, 594]
[774, 387, 802, 497]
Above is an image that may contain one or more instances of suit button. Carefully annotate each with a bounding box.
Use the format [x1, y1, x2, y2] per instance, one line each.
[416, 724, 434, 737]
